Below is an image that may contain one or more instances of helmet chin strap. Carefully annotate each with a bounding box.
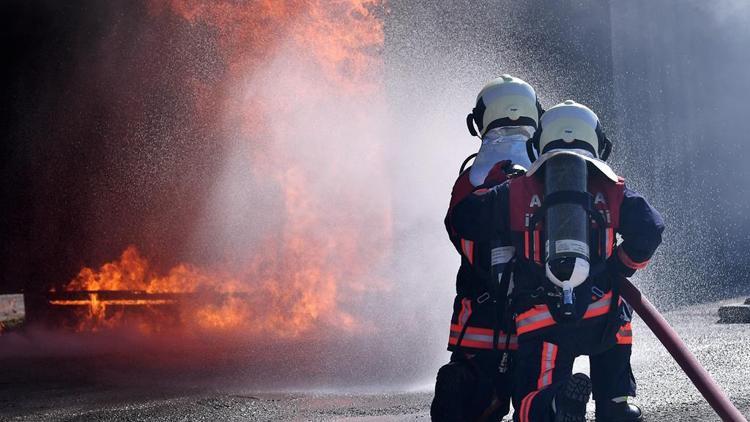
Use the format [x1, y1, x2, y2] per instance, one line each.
[466, 113, 480, 138]
[600, 135, 612, 161]
[527, 135, 611, 163]
[526, 138, 538, 163]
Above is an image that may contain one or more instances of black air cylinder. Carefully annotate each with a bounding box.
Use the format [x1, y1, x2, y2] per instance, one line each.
[544, 153, 590, 316]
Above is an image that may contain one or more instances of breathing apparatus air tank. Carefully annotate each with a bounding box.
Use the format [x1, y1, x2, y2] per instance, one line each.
[544, 153, 590, 318]
[527, 100, 606, 318]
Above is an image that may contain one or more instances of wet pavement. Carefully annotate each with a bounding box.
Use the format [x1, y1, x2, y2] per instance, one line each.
[1, 298, 749, 421]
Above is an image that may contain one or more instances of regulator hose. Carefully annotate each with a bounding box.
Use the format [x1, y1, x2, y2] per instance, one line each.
[459, 153, 477, 174]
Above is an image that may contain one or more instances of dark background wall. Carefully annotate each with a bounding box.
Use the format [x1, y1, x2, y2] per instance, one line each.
[609, 1, 750, 304]
[1, 1, 226, 297]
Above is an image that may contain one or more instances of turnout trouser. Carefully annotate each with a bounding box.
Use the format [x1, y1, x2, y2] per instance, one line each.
[512, 316, 635, 422]
[432, 351, 514, 421]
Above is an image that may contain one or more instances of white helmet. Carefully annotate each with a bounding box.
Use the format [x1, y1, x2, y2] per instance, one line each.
[529, 100, 612, 160]
[526, 100, 617, 182]
[467, 74, 541, 137]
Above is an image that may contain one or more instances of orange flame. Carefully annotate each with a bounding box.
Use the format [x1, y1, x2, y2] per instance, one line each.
[53, 245, 358, 336]
[52, 0, 391, 338]
[150, 0, 384, 92]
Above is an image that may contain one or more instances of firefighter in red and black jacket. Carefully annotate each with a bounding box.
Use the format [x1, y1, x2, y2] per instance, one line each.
[450, 101, 664, 422]
[431, 75, 543, 421]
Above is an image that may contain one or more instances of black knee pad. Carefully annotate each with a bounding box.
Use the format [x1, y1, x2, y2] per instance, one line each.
[431, 361, 477, 421]
[431, 357, 506, 422]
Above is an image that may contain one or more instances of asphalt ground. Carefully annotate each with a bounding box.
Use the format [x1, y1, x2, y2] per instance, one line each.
[1, 298, 749, 421]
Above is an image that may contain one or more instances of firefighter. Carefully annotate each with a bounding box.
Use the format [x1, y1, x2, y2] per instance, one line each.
[431, 75, 543, 421]
[450, 100, 663, 422]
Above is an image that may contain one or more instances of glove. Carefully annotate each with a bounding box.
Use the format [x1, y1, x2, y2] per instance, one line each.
[482, 160, 526, 187]
[482, 160, 511, 186]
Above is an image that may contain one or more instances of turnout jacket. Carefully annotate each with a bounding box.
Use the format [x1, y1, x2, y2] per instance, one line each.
[451, 166, 664, 338]
[444, 161, 520, 353]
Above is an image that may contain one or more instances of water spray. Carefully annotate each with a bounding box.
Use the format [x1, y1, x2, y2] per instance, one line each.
[618, 276, 748, 422]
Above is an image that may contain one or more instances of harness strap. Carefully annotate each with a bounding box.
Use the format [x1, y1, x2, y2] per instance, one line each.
[492, 257, 514, 350]
[515, 291, 614, 335]
[527, 190, 609, 276]
[541, 190, 593, 210]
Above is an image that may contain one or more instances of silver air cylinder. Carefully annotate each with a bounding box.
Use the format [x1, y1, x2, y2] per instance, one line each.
[544, 154, 590, 317]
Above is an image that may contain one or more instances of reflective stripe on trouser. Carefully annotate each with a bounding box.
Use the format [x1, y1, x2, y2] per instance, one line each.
[448, 324, 518, 350]
[537, 342, 558, 389]
[512, 321, 636, 422]
[513, 340, 573, 422]
[515, 291, 614, 336]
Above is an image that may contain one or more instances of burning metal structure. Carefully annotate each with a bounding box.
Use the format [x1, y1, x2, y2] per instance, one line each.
[45, 246, 252, 332]
[44, 246, 297, 334]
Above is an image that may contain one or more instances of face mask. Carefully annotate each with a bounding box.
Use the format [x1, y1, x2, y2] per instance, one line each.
[469, 126, 534, 187]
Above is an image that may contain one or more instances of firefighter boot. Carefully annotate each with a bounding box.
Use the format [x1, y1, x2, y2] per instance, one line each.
[595, 399, 643, 422]
[554, 373, 592, 422]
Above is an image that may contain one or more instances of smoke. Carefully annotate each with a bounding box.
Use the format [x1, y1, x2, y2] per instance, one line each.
[0, 0, 617, 388]
[2, 0, 410, 388]
[3, 0, 750, 390]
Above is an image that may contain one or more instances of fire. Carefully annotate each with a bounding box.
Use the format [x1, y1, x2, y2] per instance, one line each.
[150, 0, 384, 91]
[52, 245, 351, 336]
[51, 0, 391, 338]
[51, 0, 390, 338]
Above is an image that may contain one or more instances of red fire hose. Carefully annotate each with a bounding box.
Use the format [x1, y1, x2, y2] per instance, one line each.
[618, 276, 747, 422]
